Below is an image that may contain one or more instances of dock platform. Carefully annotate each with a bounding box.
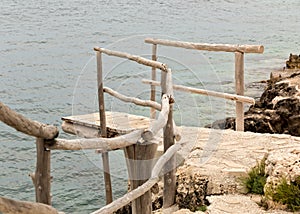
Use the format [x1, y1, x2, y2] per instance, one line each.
[61, 111, 152, 138]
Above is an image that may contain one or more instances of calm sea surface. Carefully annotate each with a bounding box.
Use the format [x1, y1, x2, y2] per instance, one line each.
[1, 0, 299, 213]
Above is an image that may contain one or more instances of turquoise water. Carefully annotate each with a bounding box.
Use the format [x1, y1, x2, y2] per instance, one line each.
[1, 0, 299, 213]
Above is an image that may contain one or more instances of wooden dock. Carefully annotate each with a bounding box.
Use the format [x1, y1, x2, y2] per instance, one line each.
[62, 111, 153, 138]
[0, 38, 266, 214]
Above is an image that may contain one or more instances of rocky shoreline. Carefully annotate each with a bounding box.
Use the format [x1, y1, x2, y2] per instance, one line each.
[118, 57, 300, 214]
[156, 57, 300, 213]
[150, 128, 300, 214]
[208, 58, 300, 137]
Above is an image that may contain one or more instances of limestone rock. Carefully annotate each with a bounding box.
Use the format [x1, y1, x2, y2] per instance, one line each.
[175, 167, 209, 211]
[286, 53, 300, 69]
[264, 148, 300, 192]
[209, 70, 300, 137]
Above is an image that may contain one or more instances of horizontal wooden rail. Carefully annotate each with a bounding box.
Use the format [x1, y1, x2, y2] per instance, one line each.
[94, 47, 168, 71]
[47, 95, 172, 150]
[91, 139, 187, 214]
[0, 102, 59, 139]
[103, 87, 161, 110]
[145, 38, 264, 54]
[0, 196, 63, 214]
[102, 88, 182, 141]
[46, 129, 143, 151]
[142, 79, 255, 104]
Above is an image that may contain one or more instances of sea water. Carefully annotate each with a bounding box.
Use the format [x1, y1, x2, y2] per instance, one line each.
[1, 0, 299, 213]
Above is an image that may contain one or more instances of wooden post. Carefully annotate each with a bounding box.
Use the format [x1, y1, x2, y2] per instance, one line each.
[124, 143, 158, 214]
[162, 69, 176, 208]
[34, 138, 51, 205]
[235, 52, 245, 131]
[96, 51, 113, 204]
[150, 44, 157, 119]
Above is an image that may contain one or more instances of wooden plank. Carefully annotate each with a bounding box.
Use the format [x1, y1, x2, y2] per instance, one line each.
[145, 38, 264, 54]
[235, 52, 245, 131]
[61, 112, 151, 135]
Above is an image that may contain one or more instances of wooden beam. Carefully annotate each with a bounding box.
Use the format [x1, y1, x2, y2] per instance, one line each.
[145, 38, 264, 54]
[94, 47, 167, 71]
[141, 94, 169, 141]
[0, 102, 58, 139]
[91, 139, 187, 214]
[124, 143, 158, 214]
[142, 79, 255, 104]
[0, 196, 62, 214]
[162, 69, 176, 209]
[150, 44, 157, 119]
[34, 138, 51, 205]
[46, 129, 143, 151]
[96, 51, 113, 204]
[103, 87, 161, 110]
[235, 52, 245, 131]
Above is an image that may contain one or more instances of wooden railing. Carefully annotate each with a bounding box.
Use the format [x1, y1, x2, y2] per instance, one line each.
[0, 101, 60, 213]
[144, 38, 264, 131]
[0, 47, 179, 214]
[0, 39, 264, 214]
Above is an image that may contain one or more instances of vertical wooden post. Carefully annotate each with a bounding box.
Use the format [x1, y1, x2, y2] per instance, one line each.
[150, 44, 157, 119]
[235, 52, 245, 131]
[34, 138, 51, 205]
[96, 51, 113, 204]
[162, 69, 176, 209]
[124, 143, 158, 214]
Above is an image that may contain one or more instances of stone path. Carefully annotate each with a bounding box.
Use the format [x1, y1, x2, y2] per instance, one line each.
[169, 127, 300, 213]
[172, 194, 292, 214]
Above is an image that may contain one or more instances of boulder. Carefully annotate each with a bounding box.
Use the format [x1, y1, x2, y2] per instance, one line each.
[286, 53, 300, 69]
[264, 149, 300, 192]
[209, 70, 300, 136]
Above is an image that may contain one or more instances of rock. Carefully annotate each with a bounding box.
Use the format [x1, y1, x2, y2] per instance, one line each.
[286, 53, 300, 69]
[264, 148, 300, 192]
[175, 168, 209, 211]
[210, 69, 300, 137]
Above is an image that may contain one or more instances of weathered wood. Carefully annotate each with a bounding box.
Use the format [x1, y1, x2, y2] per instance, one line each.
[62, 111, 151, 135]
[0, 196, 62, 214]
[34, 138, 51, 205]
[0, 102, 58, 139]
[96, 51, 113, 204]
[162, 69, 176, 208]
[62, 112, 181, 141]
[94, 47, 167, 71]
[150, 44, 157, 119]
[61, 121, 99, 138]
[91, 140, 187, 214]
[235, 52, 245, 131]
[103, 87, 161, 110]
[145, 38, 264, 54]
[163, 104, 176, 208]
[47, 129, 143, 150]
[124, 143, 158, 214]
[141, 94, 169, 141]
[142, 79, 255, 104]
